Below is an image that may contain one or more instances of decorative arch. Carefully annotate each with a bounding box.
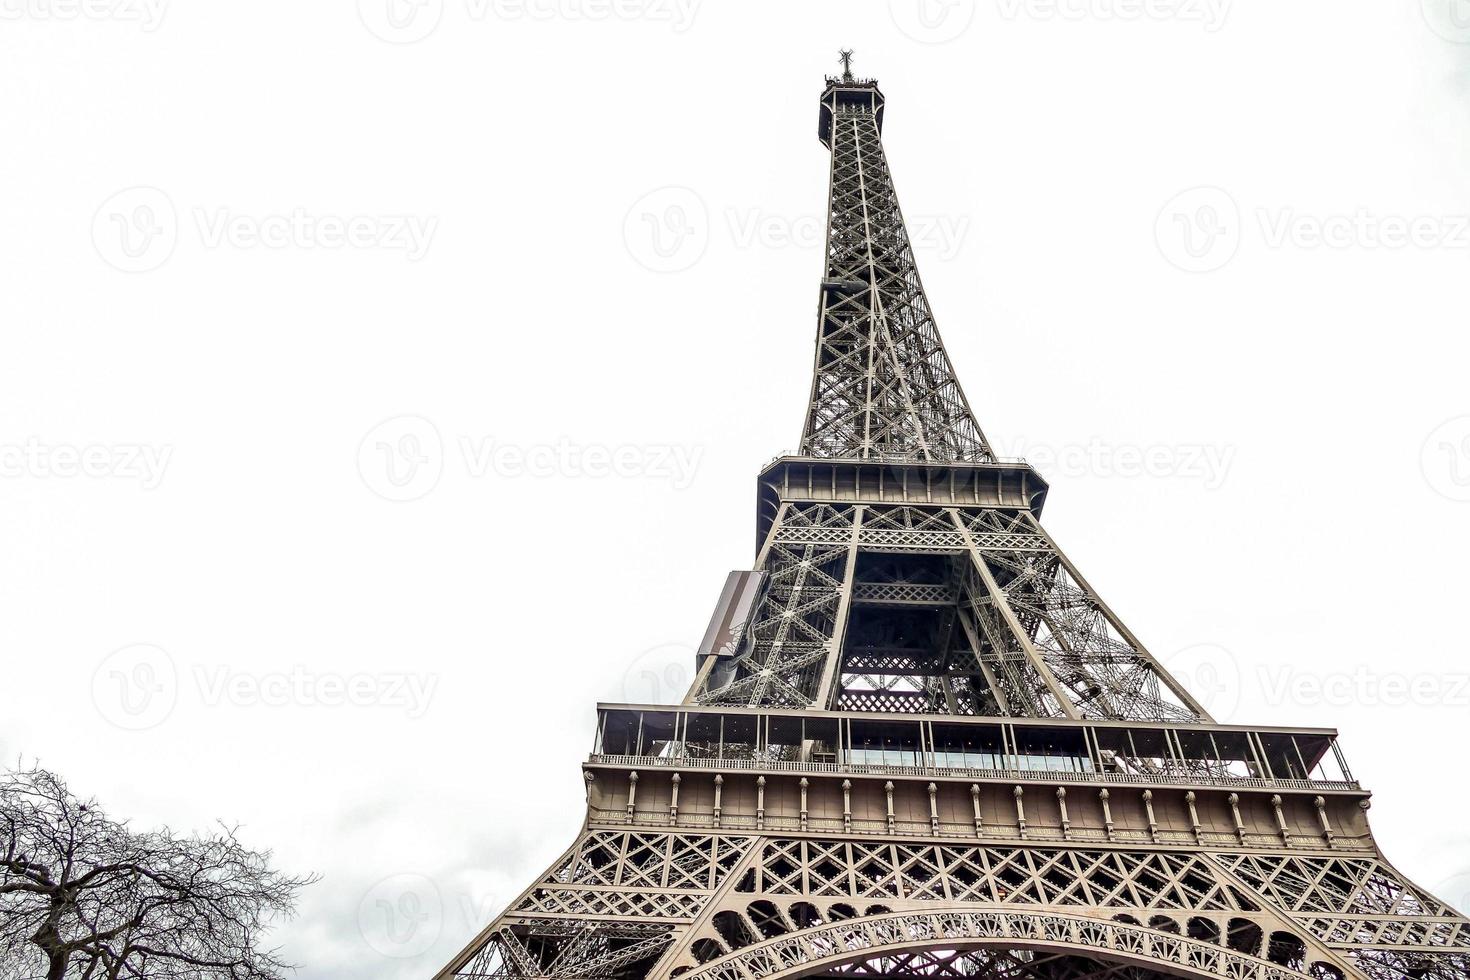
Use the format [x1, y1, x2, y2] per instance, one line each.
[673, 907, 1338, 980]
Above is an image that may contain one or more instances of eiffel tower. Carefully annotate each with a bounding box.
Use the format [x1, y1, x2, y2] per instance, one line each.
[435, 56, 1470, 980]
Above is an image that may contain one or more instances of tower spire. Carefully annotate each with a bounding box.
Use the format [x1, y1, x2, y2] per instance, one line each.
[805, 67, 992, 463]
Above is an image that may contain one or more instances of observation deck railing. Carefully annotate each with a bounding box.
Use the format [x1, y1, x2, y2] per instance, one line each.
[586, 752, 1361, 794]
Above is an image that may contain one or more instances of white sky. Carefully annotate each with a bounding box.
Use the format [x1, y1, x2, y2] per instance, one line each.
[4, 1, 1470, 976]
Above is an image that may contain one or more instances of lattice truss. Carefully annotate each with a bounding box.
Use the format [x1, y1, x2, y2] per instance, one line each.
[728, 838, 1265, 910]
[800, 102, 991, 463]
[678, 908, 1352, 980]
[696, 504, 1202, 723]
[956, 510, 1200, 724]
[661, 837, 1470, 980]
[812, 946, 1261, 980]
[452, 832, 754, 980]
[456, 922, 675, 980]
[1214, 854, 1470, 979]
[699, 504, 857, 710]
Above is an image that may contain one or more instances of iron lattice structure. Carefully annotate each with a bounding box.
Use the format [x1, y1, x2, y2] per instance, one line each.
[436, 59, 1468, 980]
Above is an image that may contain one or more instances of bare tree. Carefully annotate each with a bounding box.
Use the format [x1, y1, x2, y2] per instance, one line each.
[0, 765, 314, 980]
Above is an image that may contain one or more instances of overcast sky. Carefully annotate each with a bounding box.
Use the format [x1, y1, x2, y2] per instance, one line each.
[4, 2, 1470, 977]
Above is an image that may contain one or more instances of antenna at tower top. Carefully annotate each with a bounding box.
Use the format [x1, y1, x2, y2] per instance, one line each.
[838, 49, 854, 82]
